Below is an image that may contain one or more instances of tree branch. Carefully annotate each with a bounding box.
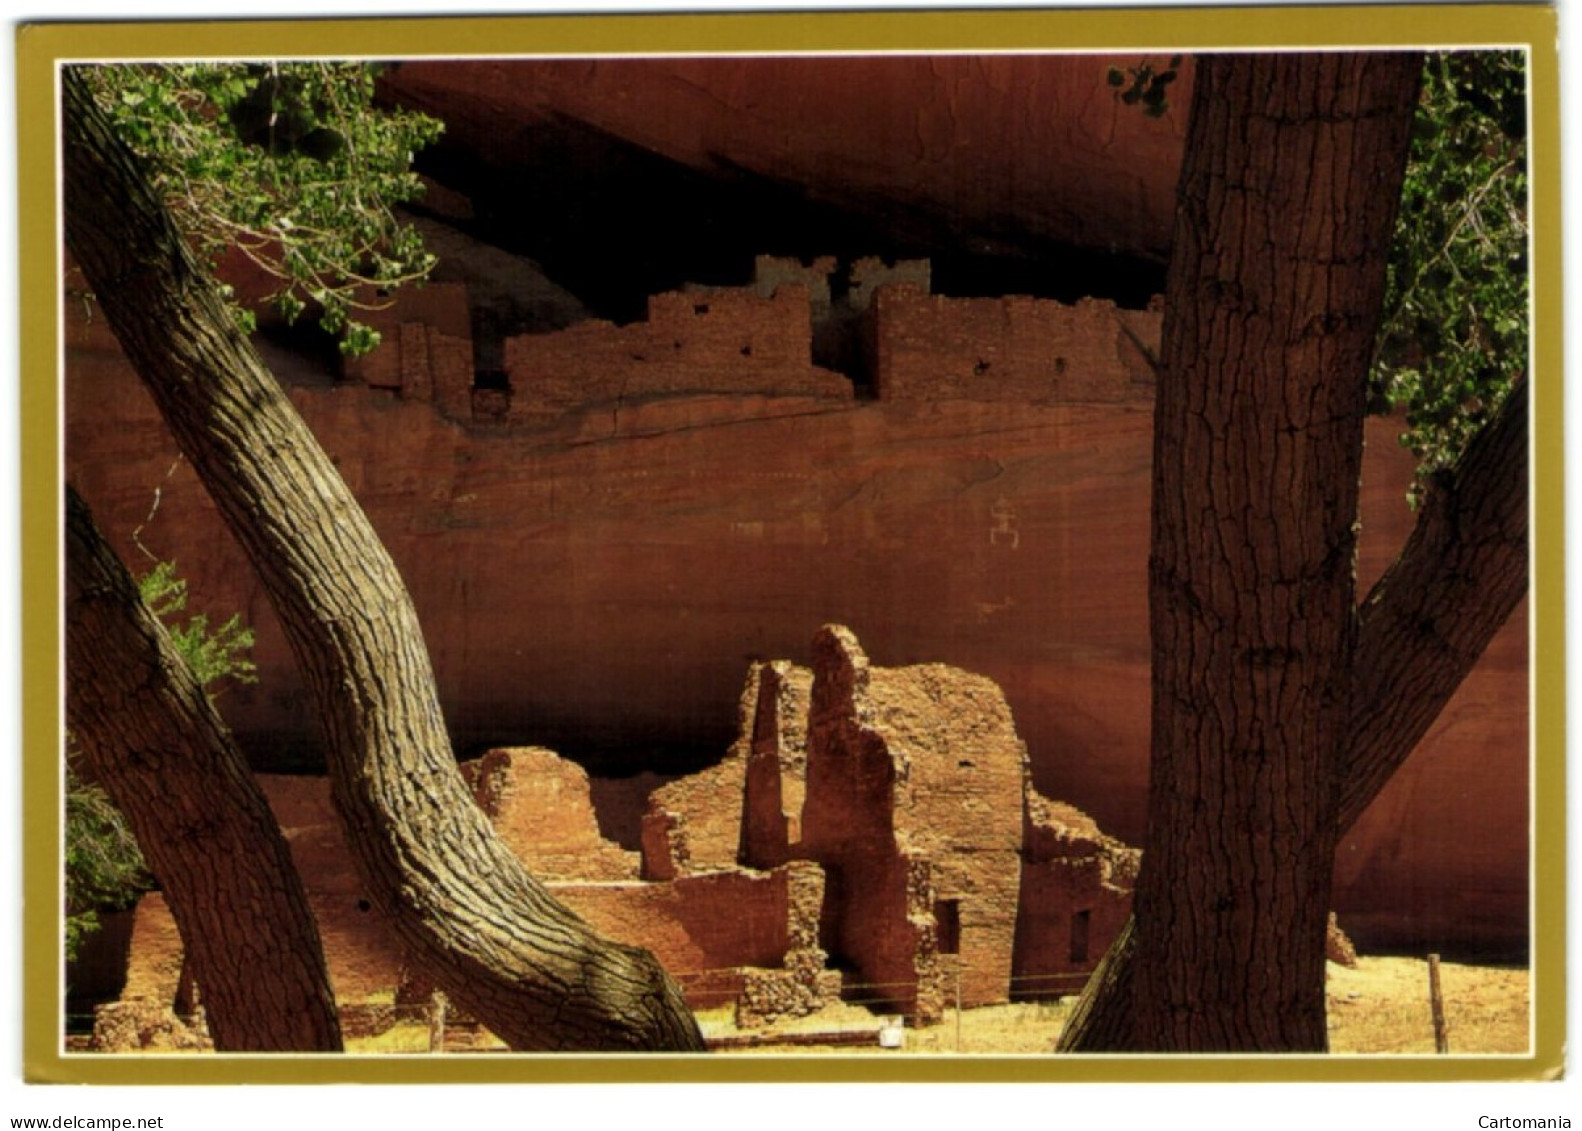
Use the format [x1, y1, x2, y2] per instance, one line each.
[1340, 377, 1529, 829]
[62, 65, 704, 1052]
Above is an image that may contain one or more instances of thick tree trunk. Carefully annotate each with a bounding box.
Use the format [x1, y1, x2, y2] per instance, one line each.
[65, 486, 343, 1052]
[61, 67, 704, 1052]
[1066, 53, 1422, 1053]
[1059, 375, 1527, 1052]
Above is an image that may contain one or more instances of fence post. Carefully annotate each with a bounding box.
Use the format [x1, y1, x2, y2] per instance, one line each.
[429, 990, 449, 1054]
[954, 961, 963, 1054]
[1427, 954, 1449, 1054]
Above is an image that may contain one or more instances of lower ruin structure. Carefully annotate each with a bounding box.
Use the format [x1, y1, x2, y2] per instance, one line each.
[92, 627, 1137, 1050]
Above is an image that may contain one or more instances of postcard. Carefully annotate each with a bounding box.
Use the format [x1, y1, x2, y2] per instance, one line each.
[18, 3, 1561, 1087]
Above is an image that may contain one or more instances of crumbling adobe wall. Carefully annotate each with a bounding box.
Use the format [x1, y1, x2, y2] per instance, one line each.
[111, 760, 795, 1020]
[869, 284, 1161, 403]
[874, 657, 1027, 1010]
[340, 282, 476, 420]
[462, 747, 639, 881]
[641, 752, 746, 881]
[642, 657, 813, 879]
[739, 660, 813, 870]
[795, 627, 918, 1014]
[797, 625, 1026, 1016]
[547, 868, 792, 1007]
[503, 285, 852, 427]
[735, 860, 840, 1026]
[1011, 789, 1139, 999]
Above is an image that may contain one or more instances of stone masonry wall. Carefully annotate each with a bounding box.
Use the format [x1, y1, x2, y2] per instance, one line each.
[462, 747, 639, 881]
[869, 283, 1161, 403]
[1012, 790, 1139, 999]
[548, 868, 792, 1008]
[341, 283, 476, 420]
[797, 625, 1027, 1017]
[641, 751, 747, 881]
[740, 660, 813, 870]
[873, 657, 1027, 1010]
[745, 254, 931, 376]
[103, 640, 1137, 1032]
[503, 286, 853, 427]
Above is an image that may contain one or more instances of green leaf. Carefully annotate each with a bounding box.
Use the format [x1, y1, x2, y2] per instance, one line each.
[79, 62, 442, 352]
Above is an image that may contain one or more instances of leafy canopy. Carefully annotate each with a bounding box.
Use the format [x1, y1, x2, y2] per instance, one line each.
[80, 62, 444, 355]
[64, 764, 149, 962]
[1371, 50, 1528, 500]
[1107, 52, 1528, 502]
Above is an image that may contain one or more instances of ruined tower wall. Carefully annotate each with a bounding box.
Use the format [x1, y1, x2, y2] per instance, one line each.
[739, 660, 813, 870]
[869, 284, 1159, 403]
[797, 627, 1028, 1014]
[870, 664, 1026, 1009]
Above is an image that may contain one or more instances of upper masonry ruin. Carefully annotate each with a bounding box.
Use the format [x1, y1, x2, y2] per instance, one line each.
[342, 255, 1162, 428]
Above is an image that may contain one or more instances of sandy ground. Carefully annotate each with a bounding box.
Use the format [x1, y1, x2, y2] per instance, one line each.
[682, 956, 1531, 1056]
[344, 956, 1529, 1056]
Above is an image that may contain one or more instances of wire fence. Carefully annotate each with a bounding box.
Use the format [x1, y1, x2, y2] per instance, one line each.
[65, 964, 1098, 1054]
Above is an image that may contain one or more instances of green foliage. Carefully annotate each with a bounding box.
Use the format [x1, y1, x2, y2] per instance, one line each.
[79, 62, 443, 355]
[65, 561, 259, 958]
[1106, 56, 1181, 118]
[1372, 51, 1528, 502]
[64, 761, 150, 962]
[137, 561, 258, 695]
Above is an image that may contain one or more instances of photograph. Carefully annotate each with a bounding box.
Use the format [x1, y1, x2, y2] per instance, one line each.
[14, 2, 1562, 1102]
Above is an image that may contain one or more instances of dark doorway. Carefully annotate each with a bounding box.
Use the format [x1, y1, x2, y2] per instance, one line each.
[1070, 909, 1092, 965]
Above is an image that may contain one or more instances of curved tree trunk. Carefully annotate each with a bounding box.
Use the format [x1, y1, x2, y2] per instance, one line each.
[1063, 52, 1422, 1053]
[65, 486, 343, 1052]
[62, 67, 704, 1052]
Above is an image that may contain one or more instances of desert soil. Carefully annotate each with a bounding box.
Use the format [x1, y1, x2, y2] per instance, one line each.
[345, 955, 1529, 1055]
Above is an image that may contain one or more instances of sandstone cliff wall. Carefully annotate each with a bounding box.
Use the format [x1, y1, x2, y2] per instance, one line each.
[380, 55, 1188, 262]
[62, 267, 1530, 959]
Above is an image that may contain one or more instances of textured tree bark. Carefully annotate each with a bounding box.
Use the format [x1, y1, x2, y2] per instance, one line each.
[65, 486, 343, 1052]
[1341, 375, 1529, 829]
[61, 67, 704, 1052]
[1059, 382, 1528, 1053]
[1063, 52, 1423, 1053]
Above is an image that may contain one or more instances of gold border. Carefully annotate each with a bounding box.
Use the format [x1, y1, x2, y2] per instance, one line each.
[19, 4, 1563, 1085]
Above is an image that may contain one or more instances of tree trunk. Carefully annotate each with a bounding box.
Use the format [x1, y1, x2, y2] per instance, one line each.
[1059, 375, 1527, 1052]
[61, 67, 704, 1052]
[65, 486, 343, 1052]
[1067, 52, 1423, 1053]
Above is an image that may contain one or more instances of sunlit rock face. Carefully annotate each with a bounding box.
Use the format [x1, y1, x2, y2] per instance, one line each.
[64, 53, 1530, 965]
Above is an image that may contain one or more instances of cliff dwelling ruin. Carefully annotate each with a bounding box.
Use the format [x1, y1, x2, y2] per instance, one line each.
[93, 628, 1137, 1050]
[338, 252, 1162, 428]
[63, 53, 1530, 1047]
